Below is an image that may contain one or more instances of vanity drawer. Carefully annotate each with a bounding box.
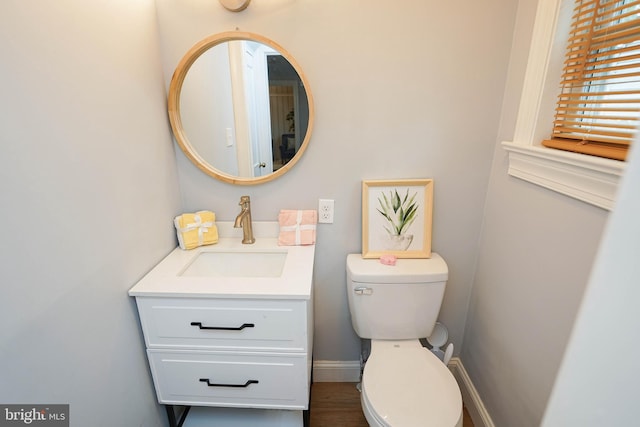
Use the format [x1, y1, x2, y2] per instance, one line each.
[147, 349, 309, 409]
[136, 297, 308, 351]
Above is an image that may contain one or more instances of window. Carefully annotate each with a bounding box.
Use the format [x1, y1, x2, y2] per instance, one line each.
[543, 0, 640, 161]
[502, 0, 629, 210]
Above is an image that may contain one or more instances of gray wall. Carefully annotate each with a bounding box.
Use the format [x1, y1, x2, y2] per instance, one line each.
[2, 1, 624, 426]
[542, 131, 640, 426]
[461, 0, 611, 426]
[0, 1, 179, 426]
[155, 0, 519, 362]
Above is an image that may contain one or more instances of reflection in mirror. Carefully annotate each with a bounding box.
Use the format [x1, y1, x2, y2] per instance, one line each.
[168, 32, 314, 185]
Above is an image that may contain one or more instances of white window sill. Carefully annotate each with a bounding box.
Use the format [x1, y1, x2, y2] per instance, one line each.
[502, 141, 625, 211]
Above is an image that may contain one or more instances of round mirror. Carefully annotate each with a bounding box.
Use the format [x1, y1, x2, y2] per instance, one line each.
[168, 31, 314, 185]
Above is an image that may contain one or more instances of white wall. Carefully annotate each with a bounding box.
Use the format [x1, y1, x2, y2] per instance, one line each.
[0, 1, 179, 426]
[461, 0, 611, 425]
[155, 0, 519, 362]
[541, 135, 640, 425]
[181, 42, 239, 175]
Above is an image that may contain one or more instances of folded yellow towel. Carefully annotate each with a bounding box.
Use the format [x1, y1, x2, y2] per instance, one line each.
[174, 211, 219, 250]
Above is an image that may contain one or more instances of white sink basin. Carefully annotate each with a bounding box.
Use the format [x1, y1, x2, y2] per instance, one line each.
[128, 222, 315, 299]
[180, 251, 287, 278]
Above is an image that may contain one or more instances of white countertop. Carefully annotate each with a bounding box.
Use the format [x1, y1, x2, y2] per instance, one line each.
[128, 222, 315, 300]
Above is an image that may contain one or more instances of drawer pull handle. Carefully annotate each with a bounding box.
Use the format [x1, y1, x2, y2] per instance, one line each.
[190, 322, 255, 331]
[199, 378, 259, 388]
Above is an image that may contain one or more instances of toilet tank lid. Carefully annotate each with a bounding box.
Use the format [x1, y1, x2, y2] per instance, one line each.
[347, 253, 448, 283]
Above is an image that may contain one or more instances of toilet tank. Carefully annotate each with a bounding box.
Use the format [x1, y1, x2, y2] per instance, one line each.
[346, 253, 448, 340]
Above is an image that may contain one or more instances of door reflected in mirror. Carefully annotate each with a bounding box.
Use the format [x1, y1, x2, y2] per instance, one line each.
[168, 32, 314, 185]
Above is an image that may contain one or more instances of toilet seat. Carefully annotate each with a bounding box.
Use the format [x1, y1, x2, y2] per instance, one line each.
[361, 340, 462, 427]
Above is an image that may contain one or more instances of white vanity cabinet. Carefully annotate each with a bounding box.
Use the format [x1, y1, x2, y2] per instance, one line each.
[128, 230, 315, 426]
[135, 296, 313, 409]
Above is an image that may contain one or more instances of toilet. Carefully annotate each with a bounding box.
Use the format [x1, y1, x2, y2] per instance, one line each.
[346, 253, 463, 427]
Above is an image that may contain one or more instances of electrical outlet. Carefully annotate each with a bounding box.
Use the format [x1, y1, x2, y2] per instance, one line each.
[318, 199, 334, 224]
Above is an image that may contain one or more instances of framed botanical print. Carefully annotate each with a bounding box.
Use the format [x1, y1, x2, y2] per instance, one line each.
[362, 179, 433, 259]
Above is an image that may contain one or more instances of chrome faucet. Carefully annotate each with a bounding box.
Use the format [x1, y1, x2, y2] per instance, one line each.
[234, 195, 255, 244]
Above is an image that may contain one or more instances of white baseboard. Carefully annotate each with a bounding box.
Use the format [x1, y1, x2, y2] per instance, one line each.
[313, 358, 494, 427]
[312, 360, 361, 382]
[449, 357, 495, 427]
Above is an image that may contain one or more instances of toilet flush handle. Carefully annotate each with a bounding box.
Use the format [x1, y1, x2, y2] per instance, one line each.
[354, 286, 373, 295]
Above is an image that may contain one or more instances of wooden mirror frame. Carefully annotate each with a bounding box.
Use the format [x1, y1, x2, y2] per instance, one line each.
[168, 31, 315, 185]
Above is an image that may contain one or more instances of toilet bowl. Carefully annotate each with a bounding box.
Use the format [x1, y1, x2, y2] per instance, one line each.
[361, 340, 462, 427]
[346, 253, 463, 427]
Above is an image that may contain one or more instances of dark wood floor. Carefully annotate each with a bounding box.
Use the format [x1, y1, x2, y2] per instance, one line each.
[309, 382, 473, 426]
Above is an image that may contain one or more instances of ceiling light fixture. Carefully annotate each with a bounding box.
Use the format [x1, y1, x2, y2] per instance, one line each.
[219, 0, 251, 12]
